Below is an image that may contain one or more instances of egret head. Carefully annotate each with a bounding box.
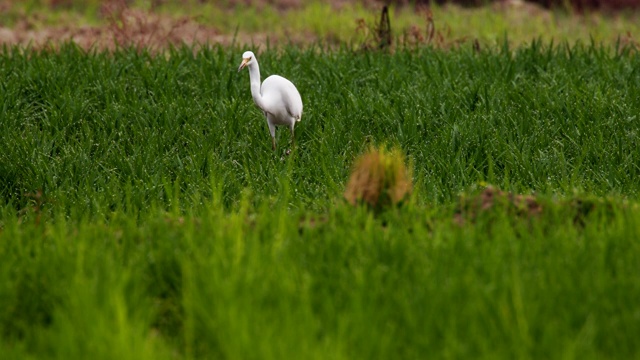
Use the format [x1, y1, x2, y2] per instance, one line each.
[238, 51, 255, 72]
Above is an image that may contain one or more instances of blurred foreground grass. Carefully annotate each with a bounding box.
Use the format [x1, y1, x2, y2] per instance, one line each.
[2, 190, 640, 359]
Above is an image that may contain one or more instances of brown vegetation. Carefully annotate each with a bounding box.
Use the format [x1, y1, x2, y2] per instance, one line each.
[344, 145, 413, 212]
[454, 186, 542, 225]
[0, 0, 230, 51]
[389, 0, 640, 10]
[452, 185, 626, 227]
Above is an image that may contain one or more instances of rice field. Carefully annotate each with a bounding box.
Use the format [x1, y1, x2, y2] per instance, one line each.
[1, 40, 640, 358]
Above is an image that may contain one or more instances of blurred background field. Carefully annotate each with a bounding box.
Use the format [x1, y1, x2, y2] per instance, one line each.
[0, 0, 639, 50]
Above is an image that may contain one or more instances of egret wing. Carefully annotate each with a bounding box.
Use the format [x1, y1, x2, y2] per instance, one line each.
[263, 75, 303, 120]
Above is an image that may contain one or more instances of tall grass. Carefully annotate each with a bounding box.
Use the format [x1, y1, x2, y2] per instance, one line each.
[2, 192, 640, 358]
[1, 43, 640, 358]
[1, 42, 639, 215]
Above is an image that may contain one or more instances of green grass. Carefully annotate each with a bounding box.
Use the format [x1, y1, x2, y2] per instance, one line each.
[2, 192, 640, 359]
[1, 43, 640, 358]
[1, 43, 639, 213]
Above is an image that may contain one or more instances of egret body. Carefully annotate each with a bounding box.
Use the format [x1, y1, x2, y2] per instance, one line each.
[238, 51, 303, 151]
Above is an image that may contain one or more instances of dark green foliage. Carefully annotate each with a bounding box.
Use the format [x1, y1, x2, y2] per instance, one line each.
[1, 42, 639, 215]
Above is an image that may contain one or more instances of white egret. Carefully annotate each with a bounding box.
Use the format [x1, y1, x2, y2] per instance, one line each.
[237, 51, 303, 151]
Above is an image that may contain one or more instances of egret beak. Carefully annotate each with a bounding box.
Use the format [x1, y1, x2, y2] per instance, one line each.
[238, 58, 249, 72]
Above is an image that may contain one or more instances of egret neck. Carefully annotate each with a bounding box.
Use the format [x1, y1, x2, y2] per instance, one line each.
[245, 61, 267, 112]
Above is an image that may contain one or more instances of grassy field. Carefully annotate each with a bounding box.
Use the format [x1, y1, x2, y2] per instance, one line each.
[1, 41, 640, 358]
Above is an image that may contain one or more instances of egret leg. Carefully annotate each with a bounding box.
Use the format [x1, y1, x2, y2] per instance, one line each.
[289, 120, 297, 147]
[267, 121, 276, 151]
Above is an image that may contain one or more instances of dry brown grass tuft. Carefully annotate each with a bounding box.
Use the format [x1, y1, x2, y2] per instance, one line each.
[344, 145, 413, 212]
